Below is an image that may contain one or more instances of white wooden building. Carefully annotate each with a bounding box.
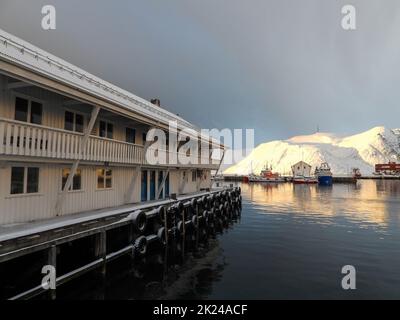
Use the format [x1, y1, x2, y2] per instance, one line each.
[291, 161, 312, 177]
[0, 29, 224, 225]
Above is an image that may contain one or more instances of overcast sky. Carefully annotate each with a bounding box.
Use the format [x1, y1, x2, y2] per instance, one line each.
[1, 0, 400, 145]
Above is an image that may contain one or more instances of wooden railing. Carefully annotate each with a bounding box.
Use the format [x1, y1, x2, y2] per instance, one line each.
[0, 118, 220, 169]
[0, 118, 143, 165]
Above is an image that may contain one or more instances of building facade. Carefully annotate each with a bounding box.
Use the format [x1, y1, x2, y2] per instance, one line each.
[291, 161, 312, 177]
[0, 29, 223, 225]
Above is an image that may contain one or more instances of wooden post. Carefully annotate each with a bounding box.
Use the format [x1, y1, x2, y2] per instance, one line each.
[195, 202, 200, 250]
[47, 245, 57, 300]
[164, 207, 169, 246]
[182, 207, 185, 261]
[125, 166, 141, 204]
[95, 231, 107, 276]
[157, 169, 170, 200]
[213, 149, 225, 180]
[179, 170, 187, 194]
[162, 208, 169, 286]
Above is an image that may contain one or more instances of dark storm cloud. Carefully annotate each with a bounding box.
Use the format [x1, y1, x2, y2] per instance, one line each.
[1, 0, 400, 144]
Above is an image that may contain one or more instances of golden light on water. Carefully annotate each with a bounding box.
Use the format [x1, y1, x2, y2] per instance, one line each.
[241, 180, 400, 227]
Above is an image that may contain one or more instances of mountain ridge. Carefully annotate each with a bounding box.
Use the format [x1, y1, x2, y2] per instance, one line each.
[224, 126, 400, 175]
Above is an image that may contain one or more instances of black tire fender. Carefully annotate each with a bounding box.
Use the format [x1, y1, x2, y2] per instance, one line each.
[133, 236, 147, 256]
[157, 227, 167, 246]
[131, 210, 147, 234]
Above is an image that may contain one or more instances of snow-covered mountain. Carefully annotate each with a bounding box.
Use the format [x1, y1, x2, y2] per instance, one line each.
[224, 126, 400, 176]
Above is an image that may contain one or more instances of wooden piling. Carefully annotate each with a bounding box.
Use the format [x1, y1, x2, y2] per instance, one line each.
[47, 245, 57, 300]
[95, 231, 107, 276]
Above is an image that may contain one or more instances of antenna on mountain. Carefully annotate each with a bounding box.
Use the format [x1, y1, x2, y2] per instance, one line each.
[317, 125, 320, 133]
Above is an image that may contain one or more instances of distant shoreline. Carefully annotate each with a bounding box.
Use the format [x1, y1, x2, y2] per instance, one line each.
[220, 174, 400, 181]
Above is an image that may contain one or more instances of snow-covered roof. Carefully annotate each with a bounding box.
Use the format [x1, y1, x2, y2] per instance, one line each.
[0, 28, 203, 134]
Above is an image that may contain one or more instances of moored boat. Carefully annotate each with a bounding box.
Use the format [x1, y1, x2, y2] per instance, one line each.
[315, 162, 333, 186]
[293, 176, 318, 184]
[248, 165, 285, 183]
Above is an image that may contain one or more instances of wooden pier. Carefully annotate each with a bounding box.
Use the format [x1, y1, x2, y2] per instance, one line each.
[0, 187, 242, 300]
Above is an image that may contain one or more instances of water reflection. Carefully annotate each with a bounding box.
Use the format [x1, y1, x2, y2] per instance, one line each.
[56, 180, 400, 299]
[56, 213, 239, 300]
[243, 180, 400, 228]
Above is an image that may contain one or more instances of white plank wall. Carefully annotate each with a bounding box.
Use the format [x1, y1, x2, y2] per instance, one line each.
[0, 75, 213, 225]
[0, 165, 140, 224]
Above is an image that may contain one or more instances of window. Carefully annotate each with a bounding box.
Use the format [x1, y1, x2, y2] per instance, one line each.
[10, 167, 24, 194]
[65, 111, 84, 133]
[14, 97, 42, 124]
[141, 170, 148, 202]
[99, 121, 113, 139]
[158, 171, 164, 199]
[15, 97, 28, 122]
[150, 171, 156, 200]
[165, 173, 170, 197]
[27, 168, 39, 193]
[97, 169, 112, 189]
[30, 102, 43, 125]
[10, 167, 39, 195]
[192, 170, 196, 182]
[126, 128, 136, 144]
[142, 132, 147, 145]
[62, 168, 82, 191]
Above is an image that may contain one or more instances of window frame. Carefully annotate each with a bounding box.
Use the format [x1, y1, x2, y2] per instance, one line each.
[61, 168, 83, 192]
[64, 109, 85, 133]
[125, 127, 136, 144]
[99, 120, 114, 139]
[10, 166, 40, 195]
[96, 168, 113, 190]
[142, 132, 147, 145]
[13, 94, 44, 125]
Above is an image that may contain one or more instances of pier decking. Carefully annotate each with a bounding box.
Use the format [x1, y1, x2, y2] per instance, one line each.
[0, 187, 242, 300]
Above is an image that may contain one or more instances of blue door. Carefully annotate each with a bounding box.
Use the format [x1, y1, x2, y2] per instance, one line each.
[158, 171, 164, 199]
[165, 173, 170, 197]
[150, 171, 156, 200]
[141, 170, 148, 202]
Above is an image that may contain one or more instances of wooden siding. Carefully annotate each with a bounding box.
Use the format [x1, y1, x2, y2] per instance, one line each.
[0, 163, 211, 225]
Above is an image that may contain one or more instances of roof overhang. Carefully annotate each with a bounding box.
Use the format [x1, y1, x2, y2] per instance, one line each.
[0, 29, 225, 150]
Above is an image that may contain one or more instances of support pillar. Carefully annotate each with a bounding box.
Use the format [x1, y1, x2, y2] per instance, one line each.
[47, 245, 57, 300]
[95, 231, 107, 276]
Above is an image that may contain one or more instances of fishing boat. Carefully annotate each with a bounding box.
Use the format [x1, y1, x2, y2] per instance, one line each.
[292, 176, 318, 184]
[352, 168, 362, 179]
[248, 165, 285, 183]
[315, 162, 333, 186]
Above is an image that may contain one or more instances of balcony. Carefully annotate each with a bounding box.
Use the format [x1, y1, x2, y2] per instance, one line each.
[0, 118, 220, 169]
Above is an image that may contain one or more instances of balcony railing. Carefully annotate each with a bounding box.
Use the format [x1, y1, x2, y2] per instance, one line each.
[0, 118, 143, 165]
[0, 118, 220, 169]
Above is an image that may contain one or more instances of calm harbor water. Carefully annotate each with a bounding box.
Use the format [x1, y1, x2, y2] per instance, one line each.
[59, 180, 400, 299]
